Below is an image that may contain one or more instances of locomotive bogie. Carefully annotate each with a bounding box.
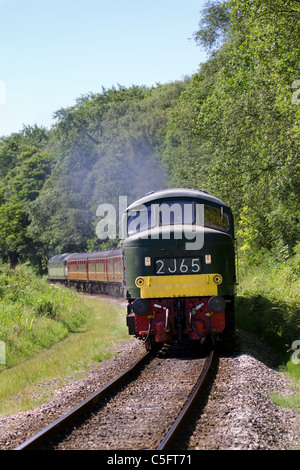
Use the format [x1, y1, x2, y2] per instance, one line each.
[130, 296, 229, 341]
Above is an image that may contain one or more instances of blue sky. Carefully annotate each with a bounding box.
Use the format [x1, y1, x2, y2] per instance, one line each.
[0, 0, 207, 137]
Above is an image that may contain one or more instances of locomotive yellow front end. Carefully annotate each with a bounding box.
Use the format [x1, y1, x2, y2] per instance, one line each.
[123, 189, 236, 350]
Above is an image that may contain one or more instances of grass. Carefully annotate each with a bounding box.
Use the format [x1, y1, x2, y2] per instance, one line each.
[0, 296, 129, 415]
[0, 263, 90, 368]
[236, 245, 300, 413]
[0, 263, 129, 415]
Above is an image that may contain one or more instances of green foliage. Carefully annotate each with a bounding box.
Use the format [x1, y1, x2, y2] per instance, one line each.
[0, 128, 54, 267]
[0, 297, 128, 415]
[236, 245, 300, 365]
[0, 125, 49, 179]
[193, 0, 231, 52]
[0, 263, 89, 368]
[163, 0, 300, 258]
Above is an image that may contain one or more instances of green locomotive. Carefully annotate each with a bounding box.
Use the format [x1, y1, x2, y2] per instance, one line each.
[123, 188, 236, 350]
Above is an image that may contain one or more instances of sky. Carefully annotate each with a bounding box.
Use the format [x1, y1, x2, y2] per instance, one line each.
[0, 0, 208, 137]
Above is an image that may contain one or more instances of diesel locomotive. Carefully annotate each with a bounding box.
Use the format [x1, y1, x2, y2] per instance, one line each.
[123, 188, 236, 350]
[48, 188, 237, 350]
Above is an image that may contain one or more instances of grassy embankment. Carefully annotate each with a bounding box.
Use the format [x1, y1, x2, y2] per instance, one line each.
[236, 245, 300, 412]
[0, 264, 129, 415]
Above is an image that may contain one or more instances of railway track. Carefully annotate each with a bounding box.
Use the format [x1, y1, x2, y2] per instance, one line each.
[15, 345, 215, 451]
[156, 349, 214, 450]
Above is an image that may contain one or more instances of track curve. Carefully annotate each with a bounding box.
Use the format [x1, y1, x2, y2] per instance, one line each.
[16, 344, 215, 451]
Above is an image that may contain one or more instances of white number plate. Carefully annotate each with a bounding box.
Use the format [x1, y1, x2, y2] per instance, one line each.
[155, 257, 201, 275]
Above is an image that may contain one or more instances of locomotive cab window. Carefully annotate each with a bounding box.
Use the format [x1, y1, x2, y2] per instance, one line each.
[202, 204, 230, 232]
[159, 200, 194, 226]
[127, 205, 153, 236]
[126, 201, 194, 236]
[126, 199, 231, 236]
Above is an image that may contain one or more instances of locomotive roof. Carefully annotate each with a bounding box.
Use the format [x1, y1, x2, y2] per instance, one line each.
[126, 188, 229, 211]
[48, 253, 72, 263]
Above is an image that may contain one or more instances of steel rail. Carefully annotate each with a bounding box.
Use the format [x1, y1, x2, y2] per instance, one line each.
[156, 349, 215, 450]
[15, 350, 150, 450]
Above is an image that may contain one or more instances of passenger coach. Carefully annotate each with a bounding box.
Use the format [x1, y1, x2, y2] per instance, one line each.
[48, 248, 123, 296]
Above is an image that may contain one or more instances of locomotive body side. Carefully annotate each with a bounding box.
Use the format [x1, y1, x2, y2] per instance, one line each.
[123, 189, 236, 349]
[48, 253, 72, 282]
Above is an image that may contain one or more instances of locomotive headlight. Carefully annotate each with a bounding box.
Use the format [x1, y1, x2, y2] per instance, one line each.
[132, 298, 149, 316]
[208, 295, 226, 314]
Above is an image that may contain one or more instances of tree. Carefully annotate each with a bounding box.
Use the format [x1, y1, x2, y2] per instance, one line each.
[0, 147, 53, 266]
[193, 0, 231, 52]
[164, 0, 300, 256]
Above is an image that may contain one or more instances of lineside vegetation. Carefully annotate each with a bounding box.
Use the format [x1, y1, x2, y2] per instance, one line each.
[0, 263, 90, 369]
